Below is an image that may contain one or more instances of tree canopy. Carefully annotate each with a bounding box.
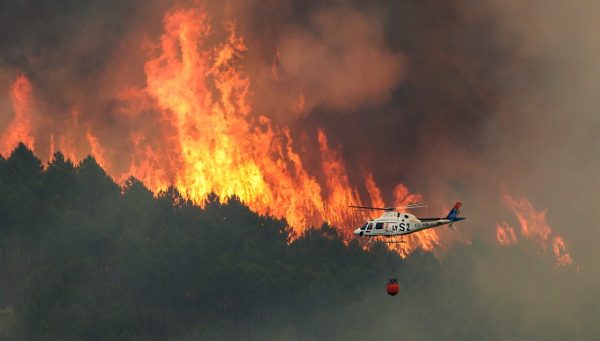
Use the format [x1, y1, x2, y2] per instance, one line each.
[0, 145, 590, 340]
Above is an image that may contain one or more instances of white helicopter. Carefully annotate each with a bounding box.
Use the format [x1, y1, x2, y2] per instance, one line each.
[351, 202, 465, 243]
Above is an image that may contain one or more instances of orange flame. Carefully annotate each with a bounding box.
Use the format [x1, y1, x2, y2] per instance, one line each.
[86, 127, 110, 170]
[130, 8, 439, 253]
[503, 193, 551, 242]
[49, 133, 55, 161]
[58, 110, 81, 163]
[393, 184, 423, 208]
[137, 8, 362, 231]
[2, 7, 440, 257]
[496, 222, 517, 246]
[552, 236, 573, 266]
[364, 173, 385, 209]
[1, 74, 35, 156]
[502, 193, 573, 266]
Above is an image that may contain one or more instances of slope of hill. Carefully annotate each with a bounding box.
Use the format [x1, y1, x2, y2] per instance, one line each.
[0, 144, 590, 340]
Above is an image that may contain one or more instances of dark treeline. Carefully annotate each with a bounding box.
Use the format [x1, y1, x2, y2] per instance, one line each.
[0, 143, 590, 340]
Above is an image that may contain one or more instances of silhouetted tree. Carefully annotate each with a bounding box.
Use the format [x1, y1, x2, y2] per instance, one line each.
[0, 145, 587, 340]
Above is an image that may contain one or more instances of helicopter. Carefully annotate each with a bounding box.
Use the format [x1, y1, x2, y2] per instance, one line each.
[351, 202, 465, 243]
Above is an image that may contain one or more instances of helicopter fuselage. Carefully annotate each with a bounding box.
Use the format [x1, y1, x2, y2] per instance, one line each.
[353, 210, 463, 237]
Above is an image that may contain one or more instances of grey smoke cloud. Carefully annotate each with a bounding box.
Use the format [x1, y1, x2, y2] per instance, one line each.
[271, 6, 404, 115]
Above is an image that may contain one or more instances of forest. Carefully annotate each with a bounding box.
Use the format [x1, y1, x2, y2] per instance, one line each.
[0, 143, 590, 340]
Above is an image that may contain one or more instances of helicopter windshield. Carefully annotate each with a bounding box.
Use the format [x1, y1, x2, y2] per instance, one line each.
[360, 224, 367, 231]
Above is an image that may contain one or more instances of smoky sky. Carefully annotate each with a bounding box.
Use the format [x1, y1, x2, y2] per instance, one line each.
[1, 0, 599, 275]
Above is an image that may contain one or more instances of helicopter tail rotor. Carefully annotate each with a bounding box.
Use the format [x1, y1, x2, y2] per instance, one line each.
[446, 202, 465, 231]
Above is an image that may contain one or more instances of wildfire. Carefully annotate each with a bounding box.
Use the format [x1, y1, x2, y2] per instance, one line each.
[86, 127, 110, 170]
[552, 236, 573, 267]
[501, 193, 573, 266]
[364, 173, 385, 209]
[503, 193, 551, 242]
[496, 222, 517, 246]
[0, 6, 439, 256]
[1, 74, 34, 156]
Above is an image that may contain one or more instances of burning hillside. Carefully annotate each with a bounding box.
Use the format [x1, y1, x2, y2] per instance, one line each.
[0, 5, 436, 256]
[0, 1, 580, 265]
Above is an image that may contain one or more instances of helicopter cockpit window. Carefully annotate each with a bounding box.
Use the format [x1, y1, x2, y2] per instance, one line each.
[366, 223, 373, 231]
[360, 224, 367, 231]
[375, 223, 384, 229]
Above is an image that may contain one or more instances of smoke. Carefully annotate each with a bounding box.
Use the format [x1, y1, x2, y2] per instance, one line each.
[465, 0, 600, 270]
[258, 6, 404, 118]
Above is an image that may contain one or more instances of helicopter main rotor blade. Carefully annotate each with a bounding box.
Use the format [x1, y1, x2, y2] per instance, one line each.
[349, 202, 427, 211]
[348, 205, 394, 211]
[398, 202, 427, 209]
